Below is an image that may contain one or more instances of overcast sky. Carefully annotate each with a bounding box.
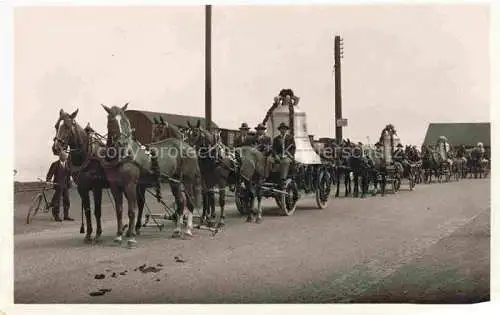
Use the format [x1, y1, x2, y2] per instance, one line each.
[14, 4, 490, 181]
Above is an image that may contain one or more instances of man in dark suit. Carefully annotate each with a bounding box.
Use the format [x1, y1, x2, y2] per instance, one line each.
[46, 151, 73, 222]
[233, 122, 251, 147]
[272, 122, 296, 188]
[253, 123, 272, 179]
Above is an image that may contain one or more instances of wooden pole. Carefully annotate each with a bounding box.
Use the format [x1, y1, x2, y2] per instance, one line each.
[334, 35, 343, 144]
[205, 5, 212, 130]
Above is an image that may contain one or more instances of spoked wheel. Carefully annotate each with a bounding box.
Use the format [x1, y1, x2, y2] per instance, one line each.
[277, 180, 299, 216]
[26, 193, 42, 224]
[315, 168, 331, 209]
[234, 183, 251, 215]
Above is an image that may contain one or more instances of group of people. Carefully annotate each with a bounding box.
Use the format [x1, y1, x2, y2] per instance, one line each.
[233, 121, 296, 188]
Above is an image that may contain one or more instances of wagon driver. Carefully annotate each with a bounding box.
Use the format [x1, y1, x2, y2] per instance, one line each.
[46, 150, 73, 222]
[272, 122, 296, 189]
[233, 122, 251, 148]
[254, 123, 273, 179]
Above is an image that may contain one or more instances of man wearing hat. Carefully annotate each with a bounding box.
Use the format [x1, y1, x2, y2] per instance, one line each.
[233, 122, 251, 148]
[272, 122, 296, 188]
[254, 123, 273, 179]
[46, 150, 73, 222]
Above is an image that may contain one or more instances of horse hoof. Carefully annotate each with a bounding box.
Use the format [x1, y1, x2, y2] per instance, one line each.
[255, 218, 262, 224]
[245, 217, 253, 223]
[84, 237, 93, 244]
[184, 230, 193, 238]
[113, 236, 123, 243]
[172, 230, 181, 238]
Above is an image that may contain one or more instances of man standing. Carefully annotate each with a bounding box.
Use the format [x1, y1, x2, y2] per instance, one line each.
[233, 122, 251, 147]
[46, 151, 73, 222]
[272, 122, 296, 188]
[254, 123, 272, 179]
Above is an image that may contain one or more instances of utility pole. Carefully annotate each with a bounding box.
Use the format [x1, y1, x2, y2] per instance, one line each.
[205, 5, 212, 130]
[334, 35, 344, 144]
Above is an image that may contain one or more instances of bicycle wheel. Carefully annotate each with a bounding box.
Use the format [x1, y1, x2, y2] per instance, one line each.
[26, 193, 42, 224]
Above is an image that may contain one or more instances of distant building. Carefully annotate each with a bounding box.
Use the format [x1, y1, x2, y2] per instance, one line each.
[422, 122, 490, 149]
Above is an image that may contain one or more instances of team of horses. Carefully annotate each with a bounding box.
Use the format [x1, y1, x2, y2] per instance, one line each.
[51, 105, 489, 246]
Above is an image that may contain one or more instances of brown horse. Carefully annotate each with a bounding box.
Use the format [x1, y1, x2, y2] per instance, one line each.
[152, 116, 184, 142]
[101, 103, 202, 244]
[51, 109, 108, 243]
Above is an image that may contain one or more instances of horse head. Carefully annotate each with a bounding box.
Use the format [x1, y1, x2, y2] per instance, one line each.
[52, 108, 82, 155]
[102, 102, 133, 148]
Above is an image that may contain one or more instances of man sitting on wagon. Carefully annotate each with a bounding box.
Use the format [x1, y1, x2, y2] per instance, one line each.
[271, 122, 296, 189]
[253, 123, 273, 179]
[233, 122, 251, 147]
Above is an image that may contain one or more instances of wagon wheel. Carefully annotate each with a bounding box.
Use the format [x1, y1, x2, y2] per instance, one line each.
[26, 193, 43, 224]
[315, 167, 331, 209]
[278, 180, 299, 216]
[234, 183, 250, 215]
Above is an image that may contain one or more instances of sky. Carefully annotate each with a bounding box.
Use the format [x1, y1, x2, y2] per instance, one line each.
[13, 4, 490, 181]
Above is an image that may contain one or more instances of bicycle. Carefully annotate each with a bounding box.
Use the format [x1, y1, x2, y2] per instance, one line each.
[26, 178, 58, 224]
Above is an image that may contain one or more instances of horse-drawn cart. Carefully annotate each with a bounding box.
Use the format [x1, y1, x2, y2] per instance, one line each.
[235, 91, 332, 216]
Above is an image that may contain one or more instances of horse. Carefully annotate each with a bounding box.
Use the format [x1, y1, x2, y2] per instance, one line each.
[184, 120, 232, 226]
[51, 109, 109, 243]
[469, 147, 489, 179]
[405, 145, 423, 185]
[348, 143, 371, 198]
[363, 146, 388, 196]
[421, 145, 440, 183]
[332, 140, 352, 197]
[101, 103, 202, 243]
[152, 116, 184, 142]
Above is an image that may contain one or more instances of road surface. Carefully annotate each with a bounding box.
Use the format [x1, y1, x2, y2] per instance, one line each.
[14, 179, 490, 303]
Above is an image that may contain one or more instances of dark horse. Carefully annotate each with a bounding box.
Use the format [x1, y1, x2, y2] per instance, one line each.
[333, 140, 352, 197]
[421, 145, 440, 183]
[184, 120, 230, 226]
[348, 143, 371, 198]
[51, 109, 108, 243]
[101, 103, 202, 244]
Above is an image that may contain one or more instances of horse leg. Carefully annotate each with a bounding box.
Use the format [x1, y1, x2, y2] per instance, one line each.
[124, 183, 138, 246]
[219, 186, 226, 226]
[92, 187, 103, 242]
[135, 185, 146, 236]
[201, 190, 209, 225]
[110, 185, 124, 243]
[172, 183, 185, 238]
[255, 184, 263, 224]
[353, 172, 360, 198]
[79, 188, 92, 244]
[335, 171, 340, 197]
[381, 173, 386, 196]
[208, 189, 216, 225]
[245, 182, 254, 223]
[184, 187, 195, 238]
[344, 171, 350, 197]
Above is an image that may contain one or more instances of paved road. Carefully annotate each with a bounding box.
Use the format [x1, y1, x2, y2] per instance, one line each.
[14, 179, 490, 303]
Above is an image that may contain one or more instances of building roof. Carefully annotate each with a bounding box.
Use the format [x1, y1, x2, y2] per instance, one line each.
[124, 109, 219, 129]
[422, 122, 490, 147]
